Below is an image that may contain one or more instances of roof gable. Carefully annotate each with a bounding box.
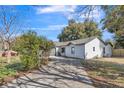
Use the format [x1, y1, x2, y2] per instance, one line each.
[85, 37, 106, 46]
[105, 42, 113, 47]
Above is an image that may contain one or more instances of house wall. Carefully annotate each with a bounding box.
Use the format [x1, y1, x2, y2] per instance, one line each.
[54, 38, 112, 59]
[85, 38, 106, 59]
[105, 44, 112, 57]
[55, 47, 59, 56]
[65, 44, 85, 59]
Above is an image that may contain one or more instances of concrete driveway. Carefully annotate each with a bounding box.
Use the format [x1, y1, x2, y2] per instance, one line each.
[1, 57, 94, 88]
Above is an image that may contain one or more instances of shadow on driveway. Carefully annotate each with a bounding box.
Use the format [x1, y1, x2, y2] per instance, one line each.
[1, 58, 94, 88]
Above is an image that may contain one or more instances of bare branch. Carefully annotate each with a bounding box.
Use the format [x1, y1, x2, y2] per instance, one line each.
[0, 6, 23, 50]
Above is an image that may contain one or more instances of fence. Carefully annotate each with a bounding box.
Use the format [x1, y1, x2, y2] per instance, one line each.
[112, 49, 124, 57]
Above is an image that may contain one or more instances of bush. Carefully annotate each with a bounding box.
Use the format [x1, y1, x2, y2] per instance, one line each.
[5, 63, 25, 71]
[0, 67, 16, 79]
[39, 40, 54, 65]
[13, 30, 54, 70]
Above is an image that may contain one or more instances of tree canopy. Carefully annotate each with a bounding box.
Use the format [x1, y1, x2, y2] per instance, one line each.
[58, 19, 102, 42]
[71, 5, 124, 48]
[101, 6, 124, 48]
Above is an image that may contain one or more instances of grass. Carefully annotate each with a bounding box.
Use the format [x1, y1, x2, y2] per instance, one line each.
[92, 57, 124, 64]
[0, 56, 25, 84]
[0, 56, 20, 64]
[81, 59, 124, 88]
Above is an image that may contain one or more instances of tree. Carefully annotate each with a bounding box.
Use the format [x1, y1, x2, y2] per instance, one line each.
[13, 30, 54, 70]
[75, 6, 99, 20]
[0, 6, 23, 63]
[75, 6, 116, 21]
[73, 5, 124, 48]
[101, 6, 124, 48]
[0, 6, 23, 50]
[58, 19, 102, 42]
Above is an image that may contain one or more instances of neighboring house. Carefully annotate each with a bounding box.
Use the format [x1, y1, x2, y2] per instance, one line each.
[51, 37, 112, 59]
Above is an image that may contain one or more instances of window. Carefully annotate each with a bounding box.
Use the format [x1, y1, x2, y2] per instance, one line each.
[103, 47, 105, 54]
[61, 47, 65, 53]
[71, 47, 75, 54]
[93, 47, 95, 52]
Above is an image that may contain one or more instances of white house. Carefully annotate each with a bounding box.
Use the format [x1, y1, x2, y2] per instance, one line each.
[51, 37, 112, 59]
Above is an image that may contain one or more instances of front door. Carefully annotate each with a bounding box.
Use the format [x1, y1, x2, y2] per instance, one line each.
[61, 47, 65, 56]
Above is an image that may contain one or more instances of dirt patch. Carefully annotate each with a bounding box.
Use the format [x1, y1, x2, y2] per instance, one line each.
[92, 57, 124, 64]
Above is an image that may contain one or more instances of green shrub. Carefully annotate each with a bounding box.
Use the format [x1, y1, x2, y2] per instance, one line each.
[0, 67, 16, 79]
[5, 63, 25, 71]
[12, 30, 54, 70]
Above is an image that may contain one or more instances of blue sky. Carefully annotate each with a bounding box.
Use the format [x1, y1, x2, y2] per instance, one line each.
[6, 5, 114, 41]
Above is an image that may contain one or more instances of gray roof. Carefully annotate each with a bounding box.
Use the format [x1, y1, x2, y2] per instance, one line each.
[54, 37, 102, 47]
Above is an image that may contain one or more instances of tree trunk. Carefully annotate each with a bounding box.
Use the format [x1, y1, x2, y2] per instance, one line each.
[3, 41, 11, 63]
[7, 42, 11, 63]
[7, 51, 11, 63]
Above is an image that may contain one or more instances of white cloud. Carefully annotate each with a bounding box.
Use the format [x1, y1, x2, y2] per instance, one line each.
[35, 5, 101, 21]
[63, 12, 77, 20]
[36, 5, 77, 14]
[24, 24, 67, 31]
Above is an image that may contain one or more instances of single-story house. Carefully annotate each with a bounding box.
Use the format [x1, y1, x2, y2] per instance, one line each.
[51, 37, 112, 59]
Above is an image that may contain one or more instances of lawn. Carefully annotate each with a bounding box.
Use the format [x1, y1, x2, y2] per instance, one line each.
[0, 56, 20, 65]
[92, 57, 124, 64]
[81, 58, 124, 88]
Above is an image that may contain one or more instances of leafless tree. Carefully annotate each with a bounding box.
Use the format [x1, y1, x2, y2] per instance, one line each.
[0, 6, 24, 63]
[74, 5, 101, 21]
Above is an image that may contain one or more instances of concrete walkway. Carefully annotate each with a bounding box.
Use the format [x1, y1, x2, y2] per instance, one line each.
[1, 57, 94, 88]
